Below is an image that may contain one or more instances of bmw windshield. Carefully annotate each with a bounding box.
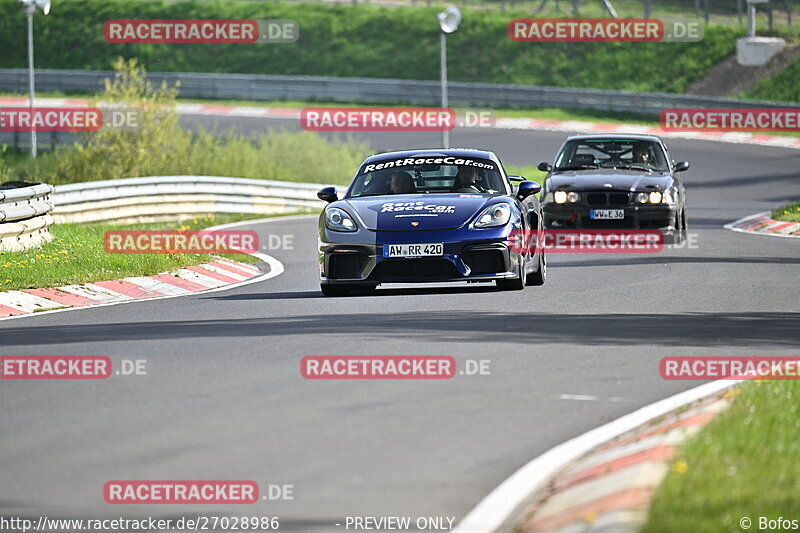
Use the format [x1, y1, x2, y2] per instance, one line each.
[554, 139, 670, 172]
[348, 156, 509, 197]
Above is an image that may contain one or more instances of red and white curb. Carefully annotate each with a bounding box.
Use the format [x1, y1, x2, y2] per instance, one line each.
[514, 391, 735, 533]
[0, 257, 262, 319]
[724, 211, 800, 238]
[4, 96, 800, 151]
[451, 380, 741, 533]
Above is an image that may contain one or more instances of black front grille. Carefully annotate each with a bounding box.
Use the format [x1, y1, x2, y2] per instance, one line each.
[609, 193, 630, 205]
[586, 192, 630, 206]
[328, 252, 369, 279]
[587, 193, 606, 206]
[463, 249, 506, 274]
[372, 259, 461, 281]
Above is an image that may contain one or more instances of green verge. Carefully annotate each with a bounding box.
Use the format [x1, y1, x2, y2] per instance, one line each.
[0, 0, 743, 94]
[642, 380, 800, 533]
[746, 60, 800, 103]
[772, 202, 800, 222]
[0, 212, 311, 291]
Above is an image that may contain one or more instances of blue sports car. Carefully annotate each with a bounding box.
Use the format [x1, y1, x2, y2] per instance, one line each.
[316, 149, 546, 296]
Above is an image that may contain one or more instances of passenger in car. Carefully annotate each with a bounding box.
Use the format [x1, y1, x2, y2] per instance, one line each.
[389, 171, 417, 194]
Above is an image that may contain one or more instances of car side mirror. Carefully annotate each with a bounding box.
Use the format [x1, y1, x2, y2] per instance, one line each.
[317, 186, 338, 203]
[517, 180, 541, 199]
[673, 161, 690, 173]
[537, 162, 553, 172]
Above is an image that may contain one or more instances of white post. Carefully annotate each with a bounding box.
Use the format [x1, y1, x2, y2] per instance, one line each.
[440, 31, 449, 149]
[26, 7, 37, 158]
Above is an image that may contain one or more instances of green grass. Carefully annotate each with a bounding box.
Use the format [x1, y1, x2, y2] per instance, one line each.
[0, 213, 308, 291]
[772, 202, 800, 222]
[0, 0, 744, 95]
[745, 60, 800, 103]
[642, 380, 800, 533]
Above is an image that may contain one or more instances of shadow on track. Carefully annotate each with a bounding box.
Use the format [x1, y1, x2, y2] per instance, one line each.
[2, 311, 798, 347]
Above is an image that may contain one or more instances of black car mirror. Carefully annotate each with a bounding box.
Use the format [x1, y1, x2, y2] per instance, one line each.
[317, 186, 338, 203]
[537, 162, 553, 172]
[673, 161, 690, 173]
[517, 180, 541, 199]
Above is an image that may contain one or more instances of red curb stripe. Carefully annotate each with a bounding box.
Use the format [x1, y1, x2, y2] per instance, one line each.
[186, 266, 240, 284]
[740, 218, 771, 230]
[525, 487, 653, 533]
[209, 261, 257, 278]
[594, 123, 621, 131]
[92, 280, 165, 299]
[217, 257, 260, 272]
[769, 221, 796, 232]
[268, 108, 301, 117]
[599, 412, 715, 451]
[555, 445, 676, 492]
[0, 304, 26, 317]
[150, 274, 208, 292]
[21, 288, 98, 307]
[200, 105, 234, 114]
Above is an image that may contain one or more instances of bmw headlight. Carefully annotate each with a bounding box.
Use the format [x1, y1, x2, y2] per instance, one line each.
[474, 203, 512, 228]
[636, 191, 667, 204]
[325, 207, 357, 232]
[554, 190, 579, 204]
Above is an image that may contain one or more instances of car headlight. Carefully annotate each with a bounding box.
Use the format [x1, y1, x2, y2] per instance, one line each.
[474, 203, 512, 228]
[636, 191, 666, 204]
[325, 207, 357, 232]
[554, 190, 579, 204]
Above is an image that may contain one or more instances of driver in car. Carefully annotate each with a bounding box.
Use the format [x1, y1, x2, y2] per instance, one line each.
[389, 171, 416, 194]
[632, 143, 652, 165]
[451, 167, 482, 193]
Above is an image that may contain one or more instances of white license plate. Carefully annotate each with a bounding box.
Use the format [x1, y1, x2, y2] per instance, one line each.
[383, 243, 444, 258]
[590, 209, 625, 220]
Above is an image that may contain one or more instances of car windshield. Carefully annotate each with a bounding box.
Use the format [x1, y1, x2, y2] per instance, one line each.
[348, 155, 508, 197]
[554, 139, 670, 172]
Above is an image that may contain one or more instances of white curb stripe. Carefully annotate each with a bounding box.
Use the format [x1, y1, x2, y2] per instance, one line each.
[197, 263, 249, 281]
[122, 276, 193, 296]
[452, 379, 742, 533]
[0, 291, 62, 312]
[174, 268, 228, 288]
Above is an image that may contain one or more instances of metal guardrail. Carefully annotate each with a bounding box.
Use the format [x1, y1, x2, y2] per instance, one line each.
[0, 69, 797, 116]
[0, 182, 56, 252]
[52, 176, 330, 224]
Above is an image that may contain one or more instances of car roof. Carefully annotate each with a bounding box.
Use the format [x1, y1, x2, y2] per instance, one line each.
[362, 148, 499, 165]
[565, 133, 664, 143]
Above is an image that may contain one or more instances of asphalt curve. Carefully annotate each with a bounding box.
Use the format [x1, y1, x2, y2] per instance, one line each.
[1, 122, 799, 531]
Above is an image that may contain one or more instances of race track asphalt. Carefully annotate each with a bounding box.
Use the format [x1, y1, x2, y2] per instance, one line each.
[1, 118, 798, 531]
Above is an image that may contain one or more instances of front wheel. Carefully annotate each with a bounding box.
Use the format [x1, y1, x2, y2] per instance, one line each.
[526, 251, 546, 286]
[496, 257, 525, 291]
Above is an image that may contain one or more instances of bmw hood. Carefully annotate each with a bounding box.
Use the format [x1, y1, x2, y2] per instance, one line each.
[547, 170, 671, 192]
[341, 194, 494, 231]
